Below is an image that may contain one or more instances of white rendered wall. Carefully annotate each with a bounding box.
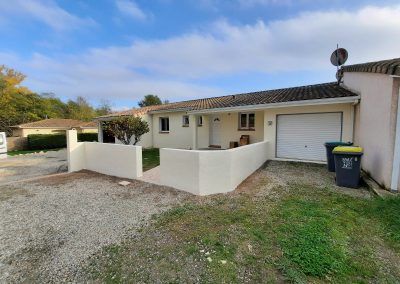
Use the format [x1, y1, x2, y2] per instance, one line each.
[67, 130, 86, 172]
[160, 141, 268, 195]
[343, 72, 396, 189]
[152, 112, 193, 149]
[67, 130, 142, 179]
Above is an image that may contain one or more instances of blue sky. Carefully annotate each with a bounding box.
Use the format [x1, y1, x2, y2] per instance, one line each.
[0, 0, 399, 110]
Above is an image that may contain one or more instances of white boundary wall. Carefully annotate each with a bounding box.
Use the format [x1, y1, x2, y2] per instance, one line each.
[160, 141, 268, 195]
[67, 130, 142, 179]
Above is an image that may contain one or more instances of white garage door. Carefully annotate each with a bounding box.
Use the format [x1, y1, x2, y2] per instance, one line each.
[276, 113, 342, 161]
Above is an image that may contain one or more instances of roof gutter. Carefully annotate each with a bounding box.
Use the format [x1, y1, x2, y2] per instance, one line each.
[148, 108, 192, 114]
[187, 96, 360, 115]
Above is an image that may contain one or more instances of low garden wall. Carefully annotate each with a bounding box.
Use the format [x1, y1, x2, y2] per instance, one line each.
[160, 141, 269, 195]
[6, 137, 28, 151]
[67, 130, 142, 179]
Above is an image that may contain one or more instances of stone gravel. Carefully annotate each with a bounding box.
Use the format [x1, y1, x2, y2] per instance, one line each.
[0, 171, 191, 283]
[0, 149, 68, 185]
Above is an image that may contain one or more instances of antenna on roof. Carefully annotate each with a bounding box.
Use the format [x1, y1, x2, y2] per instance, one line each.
[330, 44, 348, 85]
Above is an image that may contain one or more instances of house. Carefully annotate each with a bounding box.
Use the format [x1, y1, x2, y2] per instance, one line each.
[96, 57, 400, 192]
[341, 58, 400, 192]
[11, 118, 98, 137]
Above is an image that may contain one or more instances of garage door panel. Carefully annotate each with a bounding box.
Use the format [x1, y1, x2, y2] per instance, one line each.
[276, 113, 342, 161]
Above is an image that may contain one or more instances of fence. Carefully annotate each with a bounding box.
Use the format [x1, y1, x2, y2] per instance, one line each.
[160, 141, 269, 195]
[67, 130, 142, 179]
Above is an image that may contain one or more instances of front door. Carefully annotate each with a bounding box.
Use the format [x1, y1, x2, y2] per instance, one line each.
[210, 115, 221, 147]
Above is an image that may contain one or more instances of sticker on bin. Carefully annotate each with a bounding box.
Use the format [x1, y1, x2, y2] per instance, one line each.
[341, 157, 353, 169]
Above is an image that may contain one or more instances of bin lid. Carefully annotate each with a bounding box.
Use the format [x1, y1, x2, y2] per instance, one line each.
[333, 146, 363, 154]
[324, 141, 353, 146]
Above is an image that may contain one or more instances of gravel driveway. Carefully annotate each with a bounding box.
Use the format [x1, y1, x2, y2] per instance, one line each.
[0, 171, 191, 283]
[0, 150, 68, 185]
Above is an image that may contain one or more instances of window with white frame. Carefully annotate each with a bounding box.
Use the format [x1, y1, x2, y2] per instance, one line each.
[239, 113, 255, 130]
[159, 117, 170, 132]
[182, 115, 189, 127]
[197, 116, 203, 126]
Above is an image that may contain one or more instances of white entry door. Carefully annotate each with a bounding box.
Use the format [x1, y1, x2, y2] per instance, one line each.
[210, 115, 221, 146]
[276, 113, 342, 161]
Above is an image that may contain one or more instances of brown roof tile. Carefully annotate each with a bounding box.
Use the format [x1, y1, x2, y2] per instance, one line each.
[342, 58, 400, 76]
[13, 118, 97, 129]
[98, 82, 358, 118]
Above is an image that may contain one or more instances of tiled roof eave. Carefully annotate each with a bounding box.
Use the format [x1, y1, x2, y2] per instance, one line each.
[188, 96, 360, 114]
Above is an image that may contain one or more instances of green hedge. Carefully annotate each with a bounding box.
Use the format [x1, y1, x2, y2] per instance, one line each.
[78, 133, 98, 142]
[27, 133, 98, 150]
[28, 134, 66, 150]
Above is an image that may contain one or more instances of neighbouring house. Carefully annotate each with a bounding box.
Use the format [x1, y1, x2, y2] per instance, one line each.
[11, 118, 98, 137]
[96, 57, 400, 192]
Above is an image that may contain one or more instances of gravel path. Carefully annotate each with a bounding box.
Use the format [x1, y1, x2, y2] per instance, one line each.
[0, 171, 191, 283]
[0, 150, 67, 185]
[0, 160, 372, 283]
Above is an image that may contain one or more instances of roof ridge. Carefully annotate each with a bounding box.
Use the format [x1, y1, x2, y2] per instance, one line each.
[97, 81, 357, 119]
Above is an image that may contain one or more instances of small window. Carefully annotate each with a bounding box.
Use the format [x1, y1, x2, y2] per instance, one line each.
[182, 115, 189, 127]
[160, 117, 169, 132]
[198, 116, 203, 126]
[239, 113, 255, 130]
[0, 135, 3, 145]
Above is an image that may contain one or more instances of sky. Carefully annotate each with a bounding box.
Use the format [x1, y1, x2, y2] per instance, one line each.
[0, 0, 400, 110]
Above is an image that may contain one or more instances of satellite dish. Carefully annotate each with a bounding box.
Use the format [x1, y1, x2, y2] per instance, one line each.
[330, 48, 348, 66]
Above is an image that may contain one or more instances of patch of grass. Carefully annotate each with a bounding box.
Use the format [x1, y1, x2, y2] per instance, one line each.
[7, 148, 63, 156]
[142, 148, 159, 171]
[85, 184, 400, 283]
[365, 196, 400, 251]
[276, 199, 347, 277]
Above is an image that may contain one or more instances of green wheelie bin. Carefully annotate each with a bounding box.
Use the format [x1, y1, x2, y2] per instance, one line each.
[324, 141, 353, 172]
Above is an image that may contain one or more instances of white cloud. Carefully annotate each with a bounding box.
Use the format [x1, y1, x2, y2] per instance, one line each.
[238, 0, 293, 7]
[86, 4, 400, 79]
[1, 4, 399, 103]
[0, 0, 95, 31]
[115, 0, 147, 21]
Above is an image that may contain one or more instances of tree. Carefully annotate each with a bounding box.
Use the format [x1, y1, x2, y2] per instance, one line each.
[96, 100, 112, 116]
[66, 96, 96, 121]
[138, 94, 162, 107]
[0, 65, 34, 135]
[103, 116, 149, 145]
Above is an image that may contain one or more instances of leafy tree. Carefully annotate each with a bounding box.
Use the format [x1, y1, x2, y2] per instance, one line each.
[103, 116, 149, 145]
[66, 96, 96, 121]
[96, 100, 112, 116]
[0, 65, 33, 135]
[138, 94, 162, 107]
[0, 65, 112, 135]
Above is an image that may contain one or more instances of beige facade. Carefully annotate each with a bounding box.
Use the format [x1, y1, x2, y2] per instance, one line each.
[13, 127, 97, 137]
[263, 103, 355, 160]
[102, 103, 355, 153]
[138, 110, 265, 149]
[343, 72, 400, 189]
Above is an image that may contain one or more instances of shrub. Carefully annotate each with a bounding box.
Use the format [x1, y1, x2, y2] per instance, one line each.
[78, 133, 98, 142]
[28, 134, 66, 150]
[27, 132, 99, 150]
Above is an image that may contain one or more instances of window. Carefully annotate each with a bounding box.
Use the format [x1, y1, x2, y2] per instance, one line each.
[182, 115, 189, 127]
[239, 113, 255, 130]
[197, 116, 203, 126]
[0, 134, 3, 145]
[160, 117, 169, 132]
